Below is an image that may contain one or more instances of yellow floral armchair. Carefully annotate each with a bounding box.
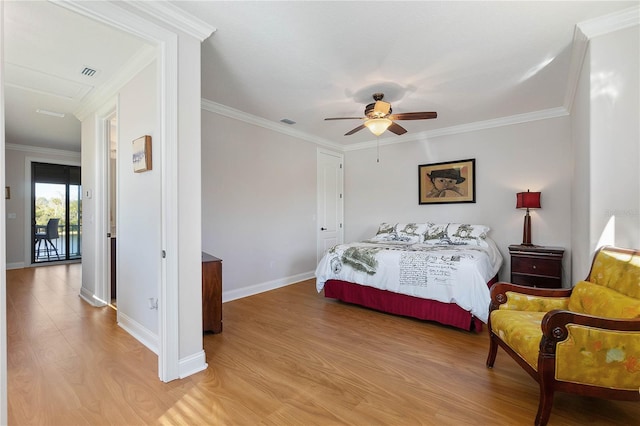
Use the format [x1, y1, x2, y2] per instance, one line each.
[486, 246, 640, 426]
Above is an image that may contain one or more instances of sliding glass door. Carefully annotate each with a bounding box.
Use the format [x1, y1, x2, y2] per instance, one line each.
[31, 162, 82, 263]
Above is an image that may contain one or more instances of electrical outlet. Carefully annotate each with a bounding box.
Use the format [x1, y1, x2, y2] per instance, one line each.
[148, 297, 158, 310]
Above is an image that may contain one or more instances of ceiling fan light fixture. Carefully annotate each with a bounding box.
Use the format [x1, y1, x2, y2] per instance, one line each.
[364, 118, 392, 136]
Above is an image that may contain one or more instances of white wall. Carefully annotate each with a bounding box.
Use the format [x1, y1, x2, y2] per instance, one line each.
[590, 25, 640, 250]
[80, 61, 160, 347]
[116, 61, 162, 335]
[344, 117, 573, 284]
[4, 146, 80, 268]
[571, 24, 640, 279]
[80, 114, 99, 303]
[201, 112, 318, 300]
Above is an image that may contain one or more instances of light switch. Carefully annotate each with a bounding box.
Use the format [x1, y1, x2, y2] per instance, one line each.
[7, 213, 16, 219]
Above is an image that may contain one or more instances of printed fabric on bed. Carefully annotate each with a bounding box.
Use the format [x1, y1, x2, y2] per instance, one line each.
[423, 223, 490, 246]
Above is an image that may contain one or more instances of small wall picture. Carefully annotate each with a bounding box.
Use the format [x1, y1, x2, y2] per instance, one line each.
[5, 186, 10, 200]
[419, 158, 476, 204]
[132, 135, 152, 173]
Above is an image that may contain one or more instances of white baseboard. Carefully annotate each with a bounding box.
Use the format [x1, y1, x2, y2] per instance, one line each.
[79, 286, 106, 307]
[222, 270, 315, 303]
[179, 350, 208, 379]
[118, 311, 159, 355]
[6, 262, 25, 270]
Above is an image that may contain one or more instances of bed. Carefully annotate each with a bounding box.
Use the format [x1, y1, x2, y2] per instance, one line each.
[315, 222, 503, 331]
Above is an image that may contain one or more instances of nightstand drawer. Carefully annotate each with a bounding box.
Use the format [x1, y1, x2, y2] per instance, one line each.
[511, 256, 561, 277]
[511, 274, 560, 289]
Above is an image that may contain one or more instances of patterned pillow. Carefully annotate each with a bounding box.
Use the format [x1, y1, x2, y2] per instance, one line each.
[423, 223, 490, 245]
[370, 222, 397, 241]
[394, 223, 429, 244]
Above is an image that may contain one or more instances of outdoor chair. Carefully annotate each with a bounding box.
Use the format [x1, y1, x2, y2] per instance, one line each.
[35, 218, 61, 260]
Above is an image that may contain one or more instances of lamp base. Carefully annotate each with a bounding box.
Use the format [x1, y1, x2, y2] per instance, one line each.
[522, 210, 533, 246]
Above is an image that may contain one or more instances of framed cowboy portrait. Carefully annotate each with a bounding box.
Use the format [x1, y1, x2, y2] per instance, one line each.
[418, 158, 476, 204]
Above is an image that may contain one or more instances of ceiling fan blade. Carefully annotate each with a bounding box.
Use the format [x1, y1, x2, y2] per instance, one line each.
[324, 117, 364, 121]
[387, 122, 407, 135]
[345, 124, 366, 135]
[388, 112, 437, 120]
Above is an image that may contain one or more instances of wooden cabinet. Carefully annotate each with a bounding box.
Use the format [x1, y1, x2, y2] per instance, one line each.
[202, 252, 222, 333]
[509, 245, 564, 288]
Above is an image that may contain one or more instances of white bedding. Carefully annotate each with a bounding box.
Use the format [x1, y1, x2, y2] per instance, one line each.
[315, 238, 503, 323]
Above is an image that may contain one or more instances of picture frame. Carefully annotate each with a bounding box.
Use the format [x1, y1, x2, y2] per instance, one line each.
[132, 135, 152, 173]
[418, 158, 476, 204]
[5, 186, 10, 200]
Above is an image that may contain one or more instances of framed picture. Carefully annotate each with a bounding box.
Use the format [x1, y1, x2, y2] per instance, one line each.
[5, 186, 10, 200]
[132, 135, 152, 173]
[418, 158, 476, 204]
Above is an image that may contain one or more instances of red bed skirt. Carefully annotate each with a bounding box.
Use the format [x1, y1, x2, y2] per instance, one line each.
[323, 275, 498, 332]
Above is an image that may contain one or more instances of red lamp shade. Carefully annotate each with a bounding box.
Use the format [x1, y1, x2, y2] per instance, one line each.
[516, 191, 541, 209]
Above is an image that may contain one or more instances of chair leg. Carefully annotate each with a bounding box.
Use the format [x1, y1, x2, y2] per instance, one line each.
[535, 380, 555, 426]
[48, 238, 60, 260]
[44, 239, 59, 260]
[486, 331, 499, 368]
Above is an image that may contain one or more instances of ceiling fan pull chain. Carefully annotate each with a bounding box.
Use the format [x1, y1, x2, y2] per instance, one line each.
[377, 136, 380, 163]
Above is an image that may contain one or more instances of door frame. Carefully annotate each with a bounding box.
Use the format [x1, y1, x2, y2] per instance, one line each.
[95, 100, 117, 306]
[57, 0, 180, 382]
[316, 148, 344, 263]
[1, 3, 7, 422]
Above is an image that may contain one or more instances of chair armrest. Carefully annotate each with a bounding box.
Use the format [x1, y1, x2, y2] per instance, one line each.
[489, 282, 572, 312]
[540, 310, 640, 355]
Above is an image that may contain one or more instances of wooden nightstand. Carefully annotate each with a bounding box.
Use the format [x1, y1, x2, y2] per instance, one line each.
[508, 245, 564, 288]
[202, 252, 222, 333]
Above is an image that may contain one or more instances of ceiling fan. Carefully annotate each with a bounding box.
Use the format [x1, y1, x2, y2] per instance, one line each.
[324, 93, 437, 136]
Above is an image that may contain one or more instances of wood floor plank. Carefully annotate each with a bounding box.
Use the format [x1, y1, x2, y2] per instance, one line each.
[7, 264, 640, 425]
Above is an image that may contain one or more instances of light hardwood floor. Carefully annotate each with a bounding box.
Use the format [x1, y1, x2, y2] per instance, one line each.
[6, 264, 639, 425]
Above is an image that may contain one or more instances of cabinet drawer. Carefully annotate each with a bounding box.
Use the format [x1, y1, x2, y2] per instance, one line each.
[511, 256, 561, 277]
[512, 274, 560, 288]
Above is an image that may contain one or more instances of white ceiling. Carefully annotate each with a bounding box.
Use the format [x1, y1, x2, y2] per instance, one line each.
[3, 1, 148, 151]
[4, 1, 637, 151]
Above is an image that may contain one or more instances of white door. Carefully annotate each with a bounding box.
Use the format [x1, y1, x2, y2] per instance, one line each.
[317, 149, 344, 262]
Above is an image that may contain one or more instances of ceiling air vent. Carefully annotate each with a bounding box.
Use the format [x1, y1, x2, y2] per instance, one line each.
[280, 118, 296, 125]
[81, 67, 97, 77]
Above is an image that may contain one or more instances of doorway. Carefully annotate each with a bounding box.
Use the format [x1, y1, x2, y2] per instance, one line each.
[316, 149, 344, 262]
[31, 162, 82, 263]
[107, 113, 117, 305]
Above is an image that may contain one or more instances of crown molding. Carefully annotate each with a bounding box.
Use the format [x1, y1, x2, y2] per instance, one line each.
[6, 143, 81, 158]
[126, 0, 216, 42]
[74, 44, 156, 121]
[564, 5, 639, 112]
[342, 107, 569, 152]
[201, 98, 344, 151]
[202, 98, 568, 153]
[577, 5, 639, 39]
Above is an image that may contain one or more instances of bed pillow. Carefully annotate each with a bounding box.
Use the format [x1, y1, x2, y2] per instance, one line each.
[369, 222, 397, 241]
[394, 223, 429, 244]
[423, 223, 490, 245]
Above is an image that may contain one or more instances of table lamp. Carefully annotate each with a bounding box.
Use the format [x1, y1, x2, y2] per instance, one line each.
[516, 190, 541, 246]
